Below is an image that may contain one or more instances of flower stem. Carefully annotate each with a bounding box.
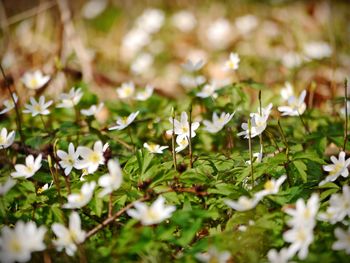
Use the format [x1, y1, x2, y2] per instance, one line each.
[188, 104, 193, 168]
[0, 64, 25, 144]
[298, 111, 309, 134]
[248, 118, 254, 188]
[39, 115, 49, 133]
[171, 108, 177, 173]
[278, 120, 292, 186]
[108, 193, 113, 218]
[343, 78, 348, 151]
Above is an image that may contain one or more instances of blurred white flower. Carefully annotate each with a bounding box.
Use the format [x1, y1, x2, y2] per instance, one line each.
[127, 195, 176, 225]
[172, 11, 196, 32]
[135, 8, 164, 34]
[196, 246, 231, 263]
[282, 52, 303, 69]
[81, 0, 107, 19]
[109, 111, 139, 131]
[135, 85, 154, 101]
[196, 82, 218, 99]
[225, 195, 261, 211]
[234, 14, 258, 35]
[23, 96, 53, 117]
[278, 90, 307, 116]
[56, 88, 83, 108]
[0, 221, 46, 263]
[21, 70, 50, 90]
[0, 128, 15, 149]
[57, 143, 80, 176]
[206, 18, 231, 50]
[332, 227, 350, 254]
[116, 81, 135, 99]
[181, 59, 205, 72]
[121, 29, 150, 59]
[267, 248, 292, 263]
[203, 112, 234, 133]
[131, 52, 154, 75]
[1, 50, 15, 69]
[0, 93, 18, 115]
[319, 151, 350, 186]
[0, 178, 16, 196]
[144, 143, 168, 154]
[81, 103, 104, 117]
[76, 141, 108, 174]
[283, 226, 314, 260]
[11, 154, 42, 179]
[63, 181, 96, 209]
[180, 75, 206, 89]
[52, 212, 86, 256]
[340, 101, 350, 117]
[254, 175, 287, 200]
[224, 52, 240, 71]
[280, 82, 294, 101]
[98, 159, 123, 197]
[175, 135, 189, 153]
[303, 41, 332, 60]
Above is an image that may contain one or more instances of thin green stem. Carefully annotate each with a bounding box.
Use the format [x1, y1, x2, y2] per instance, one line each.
[171, 108, 177, 173]
[298, 111, 309, 134]
[39, 115, 49, 132]
[278, 120, 292, 186]
[188, 104, 193, 168]
[248, 119, 254, 187]
[343, 78, 348, 151]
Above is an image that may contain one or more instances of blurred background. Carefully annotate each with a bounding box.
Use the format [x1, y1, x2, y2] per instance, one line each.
[1, 0, 350, 105]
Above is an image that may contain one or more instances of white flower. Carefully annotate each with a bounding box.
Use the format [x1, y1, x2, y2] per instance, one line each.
[224, 52, 240, 71]
[121, 29, 150, 59]
[283, 226, 314, 260]
[109, 111, 139, 131]
[23, 96, 53, 117]
[127, 195, 176, 225]
[56, 88, 83, 108]
[206, 18, 231, 50]
[63, 181, 96, 209]
[318, 185, 350, 224]
[131, 53, 154, 75]
[281, 52, 303, 69]
[76, 141, 108, 174]
[11, 154, 42, 179]
[175, 135, 189, 153]
[57, 143, 80, 176]
[224, 195, 261, 212]
[303, 41, 332, 60]
[196, 82, 218, 99]
[181, 59, 205, 72]
[278, 90, 306, 116]
[195, 246, 231, 263]
[116, 81, 135, 99]
[284, 193, 319, 229]
[0, 128, 15, 149]
[332, 227, 350, 254]
[203, 112, 234, 133]
[80, 103, 104, 116]
[280, 82, 294, 101]
[21, 70, 50, 90]
[81, 0, 107, 19]
[135, 85, 154, 101]
[180, 75, 206, 89]
[0, 178, 16, 196]
[238, 114, 269, 139]
[98, 159, 123, 197]
[245, 151, 263, 165]
[234, 14, 258, 35]
[52, 212, 86, 256]
[0, 93, 18, 115]
[254, 175, 287, 200]
[340, 101, 350, 117]
[172, 11, 196, 32]
[135, 8, 164, 34]
[144, 143, 168, 154]
[0, 221, 46, 263]
[267, 248, 292, 263]
[167, 112, 200, 139]
[319, 151, 350, 186]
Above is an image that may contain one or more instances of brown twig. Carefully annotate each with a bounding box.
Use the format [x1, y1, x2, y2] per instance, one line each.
[343, 78, 348, 151]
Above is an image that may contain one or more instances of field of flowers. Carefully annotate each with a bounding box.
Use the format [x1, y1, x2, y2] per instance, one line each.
[1, 0, 350, 262]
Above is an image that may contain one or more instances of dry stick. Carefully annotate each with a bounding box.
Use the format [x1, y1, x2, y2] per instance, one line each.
[188, 104, 193, 168]
[0, 64, 25, 144]
[343, 78, 348, 151]
[171, 108, 177, 173]
[258, 90, 263, 159]
[86, 196, 150, 239]
[248, 119, 254, 187]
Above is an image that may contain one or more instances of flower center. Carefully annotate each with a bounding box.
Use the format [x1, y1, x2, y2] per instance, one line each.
[89, 152, 101, 163]
[30, 78, 39, 88]
[10, 239, 22, 253]
[264, 181, 274, 191]
[34, 104, 42, 112]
